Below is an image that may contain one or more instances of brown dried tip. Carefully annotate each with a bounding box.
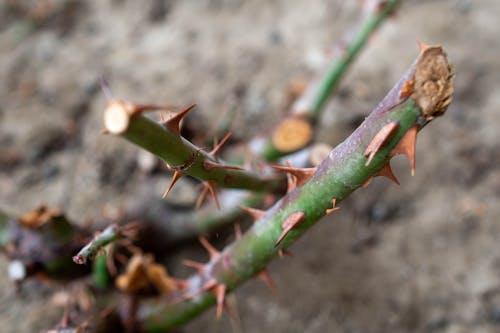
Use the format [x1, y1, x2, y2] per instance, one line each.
[389, 125, 418, 176]
[275, 211, 306, 246]
[162, 171, 183, 199]
[364, 121, 399, 166]
[271, 165, 316, 187]
[411, 45, 455, 120]
[272, 116, 313, 153]
[239, 206, 266, 223]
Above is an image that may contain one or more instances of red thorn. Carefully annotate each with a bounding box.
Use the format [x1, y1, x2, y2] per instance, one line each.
[271, 165, 316, 187]
[364, 121, 399, 166]
[199, 236, 219, 259]
[375, 162, 400, 185]
[203, 160, 244, 171]
[214, 284, 227, 319]
[163, 104, 196, 134]
[278, 248, 293, 258]
[275, 211, 306, 246]
[162, 171, 183, 198]
[325, 198, 340, 215]
[182, 259, 205, 272]
[239, 206, 265, 223]
[417, 40, 431, 53]
[210, 132, 232, 156]
[389, 125, 418, 176]
[234, 224, 242, 240]
[257, 270, 276, 294]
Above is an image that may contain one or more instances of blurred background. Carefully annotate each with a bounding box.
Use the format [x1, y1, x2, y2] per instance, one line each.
[0, 0, 499, 332]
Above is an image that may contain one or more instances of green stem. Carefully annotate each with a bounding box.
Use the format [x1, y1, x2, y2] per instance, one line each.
[73, 225, 124, 265]
[260, 0, 400, 161]
[115, 114, 283, 193]
[135, 45, 454, 331]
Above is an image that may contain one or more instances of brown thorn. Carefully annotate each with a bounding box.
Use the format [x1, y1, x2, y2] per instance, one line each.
[199, 236, 219, 259]
[325, 198, 340, 215]
[195, 185, 209, 209]
[286, 171, 297, 193]
[362, 176, 374, 188]
[182, 260, 205, 273]
[238, 206, 265, 223]
[257, 270, 276, 294]
[271, 165, 316, 187]
[203, 160, 244, 171]
[234, 224, 242, 240]
[162, 171, 183, 199]
[417, 40, 431, 53]
[278, 248, 293, 258]
[374, 162, 400, 185]
[210, 132, 232, 156]
[205, 181, 221, 209]
[163, 104, 196, 134]
[364, 121, 399, 166]
[178, 278, 217, 303]
[275, 211, 306, 246]
[214, 284, 227, 319]
[389, 125, 418, 176]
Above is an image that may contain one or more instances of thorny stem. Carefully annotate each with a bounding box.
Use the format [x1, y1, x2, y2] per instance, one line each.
[73, 224, 125, 265]
[135, 45, 454, 331]
[104, 110, 283, 193]
[260, 0, 401, 161]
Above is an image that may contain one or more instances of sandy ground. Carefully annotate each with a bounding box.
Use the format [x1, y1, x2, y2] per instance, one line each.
[1, 0, 500, 332]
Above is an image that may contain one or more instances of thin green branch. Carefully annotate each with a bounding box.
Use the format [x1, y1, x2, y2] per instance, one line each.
[135, 45, 454, 331]
[260, 0, 401, 161]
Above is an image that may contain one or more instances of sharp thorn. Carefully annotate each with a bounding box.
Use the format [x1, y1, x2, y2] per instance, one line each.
[325, 198, 340, 215]
[375, 162, 400, 185]
[199, 236, 219, 259]
[364, 121, 399, 166]
[182, 260, 205, 272]
[162, 171, 183, 199]
[214, 284, 227, 319]
[206, 181, 221, 209]
[210, 132, 232, 156]
[417, 40, 431, 53]
[257, 270, 276, 294]
[163, 104, 196, 134]
[196, 185, 209, 209]
[271, 164, 316, 187]
[275, 211, 306, 246]
[389, 125, 418, 176]
[362, 176, 374, 188]
[239, 206, 266, 223]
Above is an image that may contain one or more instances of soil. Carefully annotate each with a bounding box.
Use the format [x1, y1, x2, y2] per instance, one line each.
[1, 0, 500, 332]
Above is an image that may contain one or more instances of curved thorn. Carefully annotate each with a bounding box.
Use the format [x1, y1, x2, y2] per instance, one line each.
[271, 165, 316, 187]
[364, 121, 399, 166]
[163, 104, 196, 134]
[275, 211, 306, 246]
[389, 125, 418, 176]
[375, 162, 400, 185]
